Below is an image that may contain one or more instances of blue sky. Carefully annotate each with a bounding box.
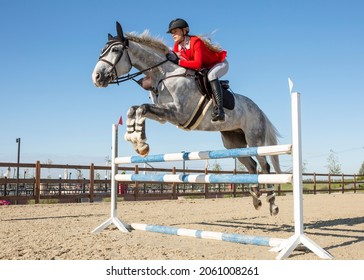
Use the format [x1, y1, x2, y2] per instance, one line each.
[0, 0, 363, 175]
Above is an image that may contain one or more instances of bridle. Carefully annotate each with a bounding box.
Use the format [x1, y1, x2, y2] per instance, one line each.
[98, 39, 130, 84]
[98, 38, 169, 86]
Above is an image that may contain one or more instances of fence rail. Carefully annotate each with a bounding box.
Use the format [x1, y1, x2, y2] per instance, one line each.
[1, 162, 363, 204]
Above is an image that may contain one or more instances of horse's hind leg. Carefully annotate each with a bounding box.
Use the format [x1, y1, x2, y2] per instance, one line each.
[220, 131, 262, 210]
[255, 155, 279, 216]
[237, 156, 263, 210]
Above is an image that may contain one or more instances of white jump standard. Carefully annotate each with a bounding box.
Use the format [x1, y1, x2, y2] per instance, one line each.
[92, 80, 333, 260]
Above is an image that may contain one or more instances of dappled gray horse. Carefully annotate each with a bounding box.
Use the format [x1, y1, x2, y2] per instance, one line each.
[92, 22, 282, 215]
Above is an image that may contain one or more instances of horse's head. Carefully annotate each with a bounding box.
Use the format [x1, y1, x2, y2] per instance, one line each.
[92, 22, 132, 87]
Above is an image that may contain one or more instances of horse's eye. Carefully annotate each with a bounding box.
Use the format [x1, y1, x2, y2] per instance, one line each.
[112, 47, 121, 53]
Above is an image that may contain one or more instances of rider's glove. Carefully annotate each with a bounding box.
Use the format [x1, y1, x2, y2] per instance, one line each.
[166, 51, 179, 65]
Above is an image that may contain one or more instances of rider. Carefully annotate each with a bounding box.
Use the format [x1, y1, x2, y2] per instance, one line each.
[166, 18, 228, 122]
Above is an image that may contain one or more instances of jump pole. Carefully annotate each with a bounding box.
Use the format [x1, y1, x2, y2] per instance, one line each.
[130, 223, 285, 248]
[115, 173, 293, 184]
[115, 144, 292, 164]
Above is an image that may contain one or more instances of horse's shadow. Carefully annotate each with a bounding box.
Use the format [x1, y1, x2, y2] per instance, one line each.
[174, 216, 364, 251]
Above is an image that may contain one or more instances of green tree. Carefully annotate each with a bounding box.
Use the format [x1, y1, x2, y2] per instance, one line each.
[235, 159, 247, 172]
[358, 162, 364, 175]
[325, 149, 342, 174]
[212, 160, 222, 172]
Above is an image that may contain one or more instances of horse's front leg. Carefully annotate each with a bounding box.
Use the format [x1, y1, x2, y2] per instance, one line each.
[129, 103, 177, 156]
[124, 106, 141, 154]
[133, 106, 149, 157]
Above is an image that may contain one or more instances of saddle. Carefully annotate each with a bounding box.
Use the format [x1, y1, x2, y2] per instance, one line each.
[195, 70, 235, 110]
[177, 70, 236, 130]
[136, 70, 236, 130]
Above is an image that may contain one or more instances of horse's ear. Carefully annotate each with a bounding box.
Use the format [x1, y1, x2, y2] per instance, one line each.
[116, 21, 125, 42]
[108, 33, 113, 41]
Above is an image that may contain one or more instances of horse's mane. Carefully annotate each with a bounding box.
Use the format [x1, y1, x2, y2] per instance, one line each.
[125, 31, 223, 54]
[126, 31, 169, 53]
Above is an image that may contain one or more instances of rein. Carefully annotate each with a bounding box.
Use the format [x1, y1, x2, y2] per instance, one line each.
[110, 57, 197, 95]
[155, 71, 196, 92]
[110, 58, 169, 85]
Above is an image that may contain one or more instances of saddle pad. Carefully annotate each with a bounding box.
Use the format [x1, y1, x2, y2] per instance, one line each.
[223, 89, 235, 110]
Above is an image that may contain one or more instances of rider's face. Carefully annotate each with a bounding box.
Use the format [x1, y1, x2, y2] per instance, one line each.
[170, 28, 185, 44]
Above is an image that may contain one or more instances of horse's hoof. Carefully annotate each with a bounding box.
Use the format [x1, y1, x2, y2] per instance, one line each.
[249, 188, 262, 210]
[137, 143, 150, 157]
[270, 205, 279, 216]
[253, 199, 262, 210]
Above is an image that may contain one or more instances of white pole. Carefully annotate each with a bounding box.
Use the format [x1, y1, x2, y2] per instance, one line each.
[291, 92, 304, 235]
[276, 79, 333, 259]
[111, 124, 118, 218]
[91, 124, 130, 233]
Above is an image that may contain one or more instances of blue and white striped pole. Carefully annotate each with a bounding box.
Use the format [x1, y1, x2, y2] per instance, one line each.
[115, 173, 292, 184]
[131, 223, 285, 248]
[115, 144, 292, 164]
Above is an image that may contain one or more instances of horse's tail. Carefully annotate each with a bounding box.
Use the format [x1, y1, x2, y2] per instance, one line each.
[263, 113, 282, 174]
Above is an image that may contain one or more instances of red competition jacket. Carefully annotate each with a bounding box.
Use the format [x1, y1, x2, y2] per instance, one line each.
[173, 36, 227, 70]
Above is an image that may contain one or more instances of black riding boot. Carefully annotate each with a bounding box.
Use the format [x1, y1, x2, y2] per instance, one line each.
[210, 79, 225, 121]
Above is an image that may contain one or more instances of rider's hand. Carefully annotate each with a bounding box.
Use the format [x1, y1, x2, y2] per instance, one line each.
[166, 51, 179, 65]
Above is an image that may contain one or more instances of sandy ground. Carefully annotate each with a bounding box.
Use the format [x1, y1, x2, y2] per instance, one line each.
[0, 193, 363, 260]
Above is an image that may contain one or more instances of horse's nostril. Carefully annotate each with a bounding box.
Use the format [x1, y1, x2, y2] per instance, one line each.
[95, 73, 101, 81]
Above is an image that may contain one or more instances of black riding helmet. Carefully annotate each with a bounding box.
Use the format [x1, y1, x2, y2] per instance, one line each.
[167, 18, 189, 33]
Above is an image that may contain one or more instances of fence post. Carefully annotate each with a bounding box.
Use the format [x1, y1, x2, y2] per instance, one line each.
[313, 173, 316, 194]
[328, 174, 331, 194]
[172, 167, 177, 199]
[204, 167, 209, 198]
[277, 183, 281, 196]
[341, 173, 344, 194]
[353, 174, 357, 193]
[35, 161, 41, 204]
[89, 163, 95, 203]
[58, 176, 62, 196]
[134, 165, 139, 200]
[4, 176, 7, 197]
[232, 169, 237, 197]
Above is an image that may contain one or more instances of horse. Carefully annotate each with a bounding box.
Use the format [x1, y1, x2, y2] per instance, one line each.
[92, 22, 282, 215]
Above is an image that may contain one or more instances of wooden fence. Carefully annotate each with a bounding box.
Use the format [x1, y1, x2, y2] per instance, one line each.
[1, 161, 363, 204]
